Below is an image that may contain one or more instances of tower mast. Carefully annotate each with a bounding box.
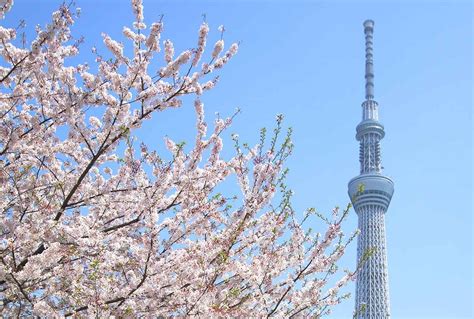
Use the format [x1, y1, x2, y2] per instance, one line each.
[348, 20, 394, 318]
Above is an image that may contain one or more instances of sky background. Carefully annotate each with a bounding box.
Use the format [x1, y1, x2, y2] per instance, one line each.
[5, 0, 472, 318]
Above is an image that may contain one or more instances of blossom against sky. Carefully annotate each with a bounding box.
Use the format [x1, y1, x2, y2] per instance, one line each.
[6, 0, 472, 318]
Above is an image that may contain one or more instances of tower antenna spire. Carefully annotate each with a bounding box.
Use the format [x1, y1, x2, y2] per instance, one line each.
[364, 19, 375, 100]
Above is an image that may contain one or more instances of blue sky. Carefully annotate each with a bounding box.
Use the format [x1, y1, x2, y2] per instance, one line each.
[6, 0, 472, 318]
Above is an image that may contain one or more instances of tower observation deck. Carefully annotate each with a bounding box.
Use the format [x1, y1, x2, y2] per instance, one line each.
[348, 20, 394, 318]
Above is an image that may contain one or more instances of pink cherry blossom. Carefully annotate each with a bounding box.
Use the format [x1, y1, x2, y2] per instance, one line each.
[212, 39, 224, 59]
[192, 22, 209, 66]
[0, 1, 355, 317]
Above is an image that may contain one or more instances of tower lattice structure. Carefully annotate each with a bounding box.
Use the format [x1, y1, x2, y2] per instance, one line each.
[348, 20, 394, 319]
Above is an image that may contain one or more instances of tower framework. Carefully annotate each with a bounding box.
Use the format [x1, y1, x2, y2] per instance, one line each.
[348, 20, 394, 318]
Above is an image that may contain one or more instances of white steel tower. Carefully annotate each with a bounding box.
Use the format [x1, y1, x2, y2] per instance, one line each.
[348, 20, 394, 318]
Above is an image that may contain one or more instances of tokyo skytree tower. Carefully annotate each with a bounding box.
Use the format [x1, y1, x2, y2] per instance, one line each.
[348, 20, 394, 318]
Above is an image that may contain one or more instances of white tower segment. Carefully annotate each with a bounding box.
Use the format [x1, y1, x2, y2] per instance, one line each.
[348, 20, 394, 318]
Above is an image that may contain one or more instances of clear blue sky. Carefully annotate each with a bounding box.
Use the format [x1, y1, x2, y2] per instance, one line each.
[6, 0, 472, 318]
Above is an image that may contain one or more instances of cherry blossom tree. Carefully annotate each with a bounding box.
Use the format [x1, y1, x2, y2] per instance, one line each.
[0, 0, 357, 317]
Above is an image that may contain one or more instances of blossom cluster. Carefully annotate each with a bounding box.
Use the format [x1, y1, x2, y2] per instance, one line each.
[0, 0, 355, 317]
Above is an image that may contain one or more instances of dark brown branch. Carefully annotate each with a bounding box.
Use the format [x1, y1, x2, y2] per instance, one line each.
[103, 215, 140, 233]
[102, 190, 181, 233]
[10, 273, 32, 303]
[15, 243, 45, 272]
[64, 297, 125, 317]
[0, 53, 29, 83]
[266, 257, 315, 318]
